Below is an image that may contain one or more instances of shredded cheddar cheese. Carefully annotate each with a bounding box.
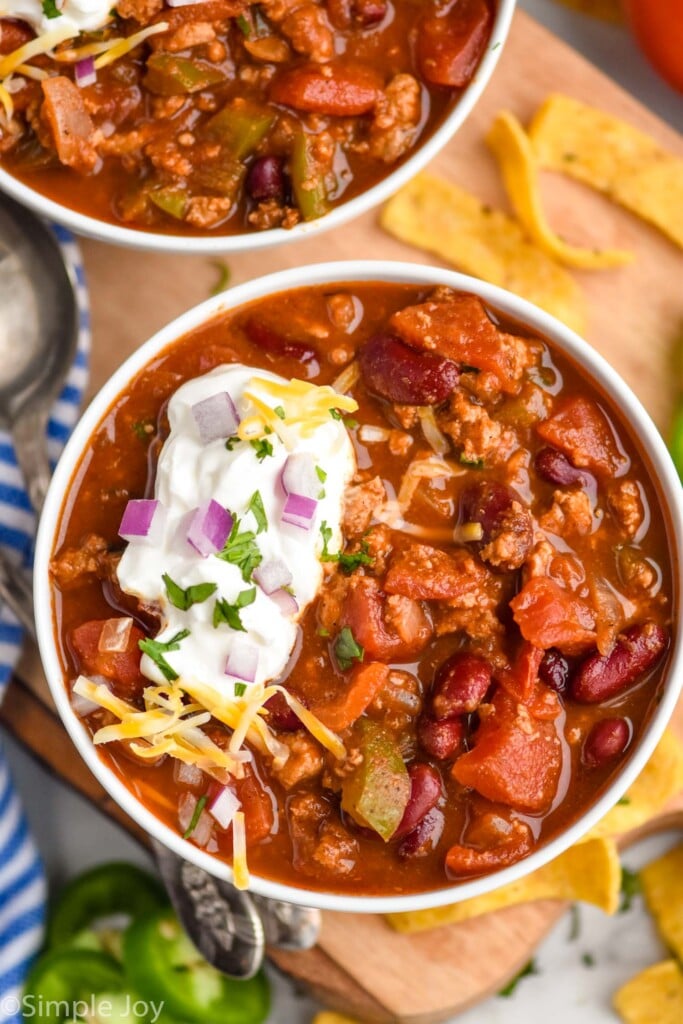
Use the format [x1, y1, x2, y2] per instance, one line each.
[0, 81, 13, 120]
[0, 26, 76, 80]
[231, 811, 249, 890]
[240, 376, 358, 444]
[92, 21, 169, 70]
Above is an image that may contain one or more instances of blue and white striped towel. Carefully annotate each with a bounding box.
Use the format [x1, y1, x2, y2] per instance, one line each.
[0, 223, 90, 1024]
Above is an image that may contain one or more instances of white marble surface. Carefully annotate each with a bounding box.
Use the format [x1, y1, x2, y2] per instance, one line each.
[3, 1, 682, 1021]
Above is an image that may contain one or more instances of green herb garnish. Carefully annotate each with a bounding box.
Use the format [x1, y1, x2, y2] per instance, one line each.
[209, 259, 230, 296]
[139, 629, 190, 682]
[213, 588, 257, 631]
[225, 436, 239, 451]
[318, 627, 330, 638]
[316, 466, 327, 483]
[42, 0, 61, 19]
[319, 519, 374, 575]
[246, 490, 267, 534]
[497, 960, 538, 998]
[568, 904, 581, 942]
[619, 867, 641, 913]
[329, 409, 358, 429]
[250, 437, 274, 462]
[163, 574, 217, 611]
[234, 682, 247, 697]
[581, 953, 596, 968]
[216, 517, 262, 582]
[459, 454, 485, 469]
[334, 627, 364, 671]
[617, 796, 631, 806]
[235, 12, 251, 35]
[320, 520, 334, 558]
[274, 405, 286, 420]
[183, 795, 208, 839]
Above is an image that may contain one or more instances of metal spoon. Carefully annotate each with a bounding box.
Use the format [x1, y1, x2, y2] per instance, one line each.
[0, 193, 321, 972]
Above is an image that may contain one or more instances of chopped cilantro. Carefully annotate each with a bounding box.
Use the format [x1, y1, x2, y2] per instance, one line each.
[329, 409, 358, 429]
[459, 453, 485, 469]
[183, 794, 208, 839]
[163, 574, 217, 611]
[235, 12, 251, 35]
[497, 960, 538, 998]
[329, 409, 342, 421]
[568, 904, 581, 942]
[582, 953, 596, 968]
[213, 587, 256, 631]
[225, 436, 239, 451]
[619, 867, 641, 913]
[246, 490, 267, 534]
[617, 796, 631, 806]
[320, 519, 374, 575]
[42, 0, 61, 18]
[234, 682, 247, 697]
[216, 517, 262, 582]
[274, 405, 286, 420]
[316, 466, 327, 483]
[209, 259, 230, 296]
[334, 626, 364, 671]
[132, 419, 154, 441]
[320, 520, 334, 558]
[250, 437, 274, 462]
[139, 629, 190, 682]
[318, 627, 330, 638]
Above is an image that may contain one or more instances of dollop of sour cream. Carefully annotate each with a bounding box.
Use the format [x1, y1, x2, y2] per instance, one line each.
[0, 0, 113, 38]
[117, 365, 356, 696]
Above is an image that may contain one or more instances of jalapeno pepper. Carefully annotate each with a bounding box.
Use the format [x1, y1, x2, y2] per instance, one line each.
[123, 910, 270, 1024]
[24, 949, 125, 1024]
[149, 187, 189, 221]
[47, 862, 168, 949]
[204, 100, 276, 161]
[289, 130, 331, 221]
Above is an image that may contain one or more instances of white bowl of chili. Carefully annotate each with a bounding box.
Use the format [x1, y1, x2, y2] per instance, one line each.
[35, 261, 683, 914]
[0, 0, 515, 252]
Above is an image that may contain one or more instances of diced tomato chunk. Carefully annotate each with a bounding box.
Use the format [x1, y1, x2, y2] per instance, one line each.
[417, 0, 492, 88]
[452, 688, 562, 812]
[445, 819, 533, 877]
[385, 543, 486, 601]
[389, 295, 521, 393]
[496, 642, 544, 704]
[341, 576, 432, 661]
[316, 662, 390, 732]
[41, 77, 98, 174]
[70, 619, 147, 702]
[536, 396, 627, 476]
[234, 765, 275, 844]
[510, 576, 597, 655]
[270, 62, 382, 115]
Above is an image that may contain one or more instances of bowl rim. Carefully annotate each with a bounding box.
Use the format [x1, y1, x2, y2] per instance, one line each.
[0, 0, 516, 253]
[35, 259, 683, 914]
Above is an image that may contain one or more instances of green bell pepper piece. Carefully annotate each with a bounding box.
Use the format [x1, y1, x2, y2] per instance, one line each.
[47, 862, 168, 948]
[193, 159, 245, 201]
[290, 130, 331, 221]
[23, 950, 125, 1024]
[204, 100, 276, 160]
[341, 719, 410, 841]
[123, 910, 271, 1024]
[149, 187, 189, 220]
[144, 54, 226, 95]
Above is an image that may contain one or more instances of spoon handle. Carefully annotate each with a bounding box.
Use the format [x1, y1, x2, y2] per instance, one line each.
[11, 407, 51, 515]
[0, 556, 35, 637]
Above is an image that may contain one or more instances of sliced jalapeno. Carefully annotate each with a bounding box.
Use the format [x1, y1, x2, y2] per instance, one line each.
[24, 949, 125, 1024]
[123, 910, 270, 1024]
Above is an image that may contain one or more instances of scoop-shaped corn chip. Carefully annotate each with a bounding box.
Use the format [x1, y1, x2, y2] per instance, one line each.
[529, 94, 683, 250]
[641, 843, 683, 962]
[551, 0, 623, 21]
[312, 1015, 361, 1024]
[380, 173, 586, 335]
[614, 960, 683, 1024]
[486, 110, 634, 270]
[386, 837, 620, 933]
[585, 729, 683, 840]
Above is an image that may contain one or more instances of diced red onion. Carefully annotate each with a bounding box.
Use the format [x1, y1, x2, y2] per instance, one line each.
[270, 588, 299, 617]
[119, 499, 166, 546]
[185, 500, 232, 557]
[253, 558, 292, 595]
[281, 453, 319, 500]
[358, 424, 390, 444]
[174, 761, 204, 787]
[192, 392, 240, 445]
[98, 617, 133, 654]
[71, 686, 99, 718]
[208, 786, 241, 830]
[225, 640, 258, 683]
[74, 57, 96, 88]
[281, 493, 317, 531]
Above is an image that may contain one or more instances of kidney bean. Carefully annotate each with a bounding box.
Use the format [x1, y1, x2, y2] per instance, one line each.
[264, 691, 307, 731]
[353, 0, 387, 25]
[582, 717, 631, 767]
[245, 319, 319, 366]
[246, 155, 286, 201]
[394, 763, 442, 839]
[571, 622, 668, 704]
[535, 446, 591, 488]
[359, 333, 459, 405]
[417, 714, 464, 760]
[432, 652, 492, 719]
[460, 480, 514, 543]
[539, 649, 571, 695]
[398, 806, 445, 859]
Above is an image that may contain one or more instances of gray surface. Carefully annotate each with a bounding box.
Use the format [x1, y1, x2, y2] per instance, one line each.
[2, 2, 682, 1021]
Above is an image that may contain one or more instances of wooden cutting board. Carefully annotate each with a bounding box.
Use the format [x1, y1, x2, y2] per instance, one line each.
[2, 10, 683, 1023]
